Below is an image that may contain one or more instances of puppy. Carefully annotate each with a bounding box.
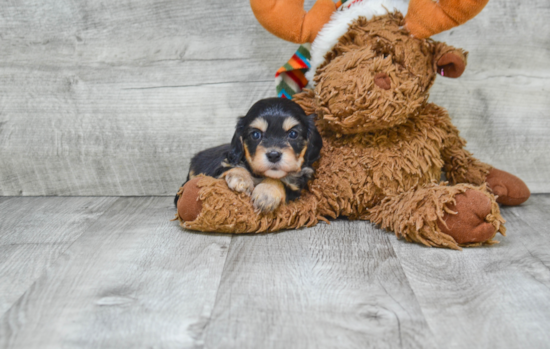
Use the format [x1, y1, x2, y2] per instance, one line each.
[175, 98, 322, 213]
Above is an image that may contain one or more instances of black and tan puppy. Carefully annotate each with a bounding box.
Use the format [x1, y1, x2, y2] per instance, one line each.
[175, 98, 322, 212]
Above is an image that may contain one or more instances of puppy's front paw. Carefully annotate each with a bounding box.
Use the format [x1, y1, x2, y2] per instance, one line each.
[225, 167, 254, 195]
[251, 179, 286, 213]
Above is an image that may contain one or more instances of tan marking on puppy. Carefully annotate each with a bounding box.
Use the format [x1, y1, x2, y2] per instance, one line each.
[258, 145, 289, 179]
[189, 170, 196, 179]
[252, 179, 286, 213]
[250, 144, 306, 179]
[223, 167, 255, 196]
[283, 181, 300, 191]
[297, 145, 307, 168]
[264, 169, 288, 179]
[282, 117, 300, 131]
[248, 144, 271, 175]
[279, 147, 303, 172]
[249, 117, 268, 132]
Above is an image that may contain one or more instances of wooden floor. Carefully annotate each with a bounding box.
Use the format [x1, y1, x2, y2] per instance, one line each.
[1, 195, 549, 348]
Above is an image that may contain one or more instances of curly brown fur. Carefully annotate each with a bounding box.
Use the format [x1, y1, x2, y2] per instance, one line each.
[368, 183, 505, 250]
[309, 14, 469, 136]
[312, 14, 434, 134]
[179, 175, 322, 233]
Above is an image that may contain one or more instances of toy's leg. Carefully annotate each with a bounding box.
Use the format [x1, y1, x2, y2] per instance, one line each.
[368, 183, 505, 250]
[485, 168, 530, 206]
[440, 117, 530, 205]
[175, 176, 322, 233]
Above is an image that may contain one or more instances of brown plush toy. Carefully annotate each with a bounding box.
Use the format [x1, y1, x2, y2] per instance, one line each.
[175, 0, 530, 249]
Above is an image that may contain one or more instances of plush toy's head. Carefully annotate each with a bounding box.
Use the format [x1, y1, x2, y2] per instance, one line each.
[251, 0, 489, 134]
[311, 12, 468, 134]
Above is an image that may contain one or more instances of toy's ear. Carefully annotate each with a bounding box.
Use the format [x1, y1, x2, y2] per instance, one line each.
[304, 114, 323, 167]
[228, 117, 246, 165]
[434, 43, 468, 78]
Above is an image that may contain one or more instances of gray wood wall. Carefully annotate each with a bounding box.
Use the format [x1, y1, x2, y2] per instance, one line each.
[0, 0, 548, 196]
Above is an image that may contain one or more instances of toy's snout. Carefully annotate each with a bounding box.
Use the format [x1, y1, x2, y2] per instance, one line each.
[374, 72, 391, 90]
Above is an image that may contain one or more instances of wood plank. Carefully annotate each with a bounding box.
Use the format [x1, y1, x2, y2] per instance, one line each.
[0, 0, 548, 195]
[0, 197, 232, 349]
[389, 195, 550, 348]
[203, 221, 437, 349]
[500, 194, 550, 269]
[0, 70, 275, 196]
[0, 0, 296, 197]
[0, 196, 117, 316]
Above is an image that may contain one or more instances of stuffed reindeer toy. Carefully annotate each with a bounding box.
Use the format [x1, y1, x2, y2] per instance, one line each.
[175, 0, 530, 249]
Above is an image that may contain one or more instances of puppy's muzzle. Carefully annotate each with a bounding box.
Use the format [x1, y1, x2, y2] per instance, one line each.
[266, 150, 282, 163]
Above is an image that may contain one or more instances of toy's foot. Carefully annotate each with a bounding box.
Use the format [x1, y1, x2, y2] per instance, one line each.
[176, 178, 203, 222]
[486, 168, 530, 206]
[437, 189, 497, 244]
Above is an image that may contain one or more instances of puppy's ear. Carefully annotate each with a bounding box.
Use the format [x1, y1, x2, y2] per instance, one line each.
[228, 117, 246, 165]
[304, 114, 322, 167]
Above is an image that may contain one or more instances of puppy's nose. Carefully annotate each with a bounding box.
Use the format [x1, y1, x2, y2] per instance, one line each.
[266, 151, 282, 163]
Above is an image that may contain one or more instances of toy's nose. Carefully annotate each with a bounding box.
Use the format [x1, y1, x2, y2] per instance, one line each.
[374, 72, 391, 90]
[266, 151, 282, 163]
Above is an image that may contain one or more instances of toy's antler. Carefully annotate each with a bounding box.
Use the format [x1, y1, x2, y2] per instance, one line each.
[250, 0, 336, 43]
[405, 0, 490, 39]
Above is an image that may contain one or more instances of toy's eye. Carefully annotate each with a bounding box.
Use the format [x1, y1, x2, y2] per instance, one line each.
[288, 130, 298, 139]
[251, 131, 262, 140]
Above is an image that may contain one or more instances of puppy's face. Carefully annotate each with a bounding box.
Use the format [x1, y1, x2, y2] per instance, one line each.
[228, 98, 322, 180]
[244, 114, 308, 178]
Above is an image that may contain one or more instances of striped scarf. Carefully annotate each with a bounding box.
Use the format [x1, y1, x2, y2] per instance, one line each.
[275, 0, 350, 99]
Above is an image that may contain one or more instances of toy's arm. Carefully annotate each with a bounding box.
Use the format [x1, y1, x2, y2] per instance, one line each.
[438, 108, 530, 205]
[440, 122, 492, 186]
[433, 106, 491, 185]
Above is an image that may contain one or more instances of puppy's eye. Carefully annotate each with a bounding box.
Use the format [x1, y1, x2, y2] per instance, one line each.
[288, 130, 298, 139]
[251, 131, 262, 140]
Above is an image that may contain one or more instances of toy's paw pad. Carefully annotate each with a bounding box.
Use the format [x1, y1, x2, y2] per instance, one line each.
[251, 180, 285, 213]
[437, 189, 497, 244]
[177, 178, 203, 222]
[486, 168, 530, 206]
[225, 167, 254, 196]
